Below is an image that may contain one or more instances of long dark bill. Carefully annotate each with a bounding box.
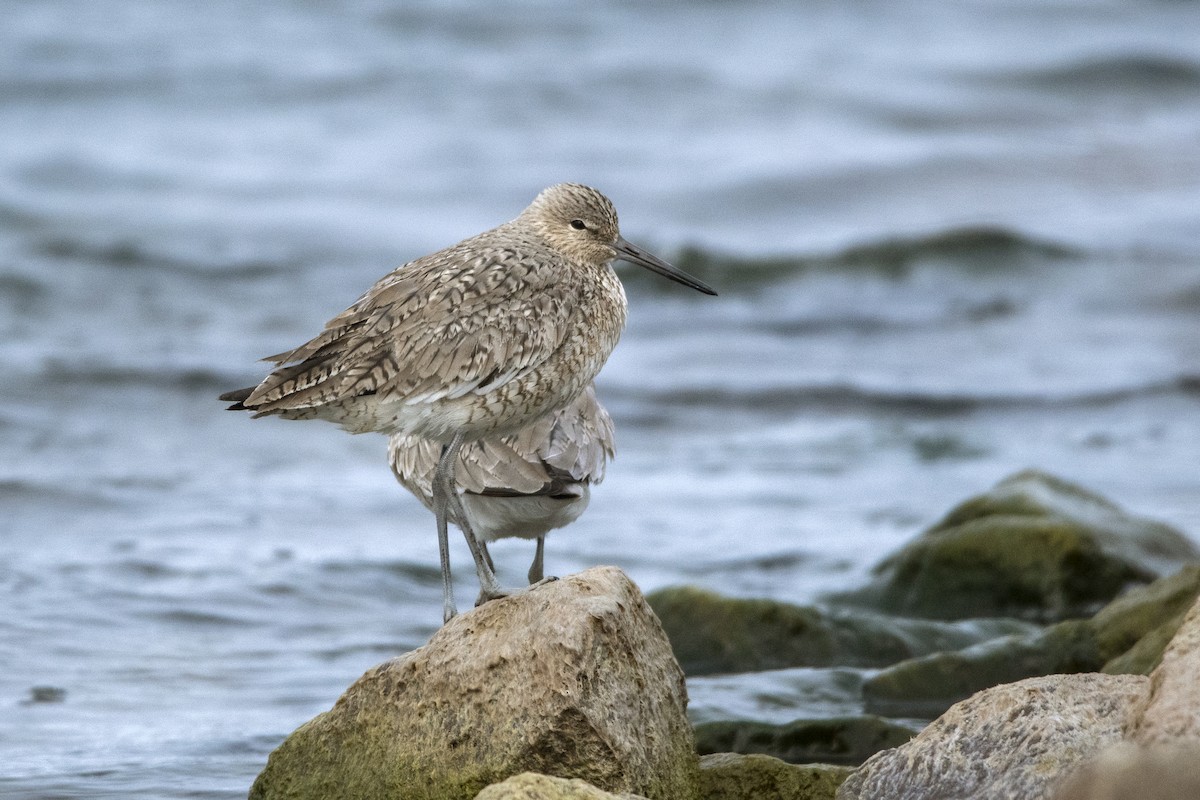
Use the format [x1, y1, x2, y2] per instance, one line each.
[613, 237, 717, 296]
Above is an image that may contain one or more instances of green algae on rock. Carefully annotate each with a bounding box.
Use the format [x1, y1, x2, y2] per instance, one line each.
[699, 753, 853, 800]
[862, 566, 1200, 718]
[834, 470, 1197, 622]
[693, 715, 920, 767]
[647, 585, 1033, 676]
[249, 567, 699, 800]
[861, 620, 1099, 719]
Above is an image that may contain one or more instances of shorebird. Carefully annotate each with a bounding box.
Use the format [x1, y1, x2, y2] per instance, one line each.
[220, 183, 716, 622]
[389, 383, 614, 589]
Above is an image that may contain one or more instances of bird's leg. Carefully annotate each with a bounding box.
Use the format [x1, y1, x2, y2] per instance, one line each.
[525, 536, 558, 590]
[528, 536, 545, 584]
[436, 506, 456, 624]
[432, 441, 460, 624]
[480, 539, 496, 574]
[435, 433, 511, 607]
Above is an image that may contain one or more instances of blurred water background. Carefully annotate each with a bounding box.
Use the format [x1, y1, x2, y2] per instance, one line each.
[2, 1, 1199, 797]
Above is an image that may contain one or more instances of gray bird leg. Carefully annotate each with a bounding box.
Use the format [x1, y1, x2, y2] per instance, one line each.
[432, 439, 461, 623]
[528, 536, 545, 584]
[480, 539, 496, 574]
[434, 433, 512, 607]
[435, 508, 456, 623]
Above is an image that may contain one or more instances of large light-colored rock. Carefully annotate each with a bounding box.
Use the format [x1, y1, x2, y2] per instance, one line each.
[1049, 595, 1200, 799]
[836, 674, 1149, 800]
[1052, 743, 1200, 800]
[474, 772, 647, 800]
[250, 567, 698, 800]
[1129, 595, 1200, 745]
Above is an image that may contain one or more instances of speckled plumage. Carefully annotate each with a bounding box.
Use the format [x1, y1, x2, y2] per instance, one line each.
[233, 185, 628, 443]
[221, 183, 715, 622]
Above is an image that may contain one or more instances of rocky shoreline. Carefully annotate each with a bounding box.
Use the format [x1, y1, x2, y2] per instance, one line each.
[249, 471, 1200, 799]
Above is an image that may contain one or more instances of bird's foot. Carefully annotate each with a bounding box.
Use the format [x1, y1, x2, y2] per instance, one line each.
[474, 585, 518, 607]
[474, 577, 559, 608]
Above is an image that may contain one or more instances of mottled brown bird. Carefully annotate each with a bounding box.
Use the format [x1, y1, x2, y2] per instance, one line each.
[389, 383, 614, 592]
[221, 183, 715, 622]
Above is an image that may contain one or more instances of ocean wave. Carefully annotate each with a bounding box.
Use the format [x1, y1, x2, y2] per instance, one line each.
[604, 377, 1200, 416]
[0, 62, 395, 105]
[317, 558, 443, 584]
[0, 273, 48, 304]
[1012, 53, 1200, 96]
[36, 234, 289, 279]
[0, 478, 118, 508]
[32, 361, 241, 393]
[631, 226, 1082, 292]
[1161, 283, 1200, 311]
[747, 296, 1020, 337]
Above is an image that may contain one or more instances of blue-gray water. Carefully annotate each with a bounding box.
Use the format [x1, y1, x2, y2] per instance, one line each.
[3, 1, 1199, 797]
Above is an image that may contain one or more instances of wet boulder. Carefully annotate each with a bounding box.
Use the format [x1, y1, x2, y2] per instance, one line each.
[836, 470, 1197, 622]
[693, 715, 920, 767]
[1099, 564, 1200, 675]
[250, 567, 699, 800]
[862, 566, 1200, 718]
[698, 753, 853, 800]
[647, 585, 1032, 676]
[843, 594, 1200, 799]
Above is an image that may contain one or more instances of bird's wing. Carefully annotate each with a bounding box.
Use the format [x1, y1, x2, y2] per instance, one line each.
[388, 428, 549, 501]
[517, 384, 615, 484]
[388, 433, 440, 512]
[243, 230, 571, 413]
[387, 384, 613, 501]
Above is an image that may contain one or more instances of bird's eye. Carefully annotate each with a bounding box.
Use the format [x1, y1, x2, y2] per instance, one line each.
[570, 219, 587, 231]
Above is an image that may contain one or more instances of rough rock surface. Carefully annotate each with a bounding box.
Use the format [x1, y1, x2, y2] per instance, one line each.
[250, 567, 698, 800]
[474, 772, 647, 800]
[1129, 595, 1200, 745]
[698, 753, 853, 800]
[836, 674, 1149, 800]
[1049, 595, 1200, 798]
[837, 470, 1196, 622]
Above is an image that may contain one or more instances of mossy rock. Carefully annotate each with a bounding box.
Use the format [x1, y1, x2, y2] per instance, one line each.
[835, 470, 1196, 622]
[250, 569, 699, 800]
[1090, 564, 1200, 662]
[692, 716, 919, 767]
[697, 753, 853, 800]
[647, 586, 1033, 676]
[1102, 613, 1190, 675]
[861, 620, 1099, 719]
[861, 566, 1200, 718]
